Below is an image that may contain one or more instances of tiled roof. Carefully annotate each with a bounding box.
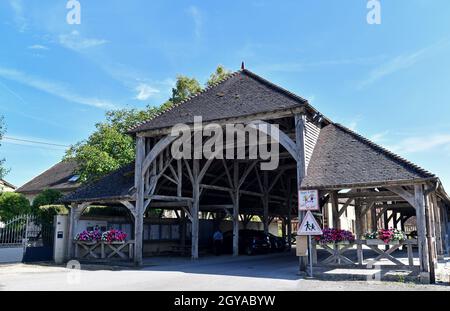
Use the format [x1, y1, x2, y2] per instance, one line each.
[0, 179, 16, 190]
[62, 163, 135, 203]
[129, 69, 311, 133]
[301, 123, 436, 190]
[16, 160, 81, 194]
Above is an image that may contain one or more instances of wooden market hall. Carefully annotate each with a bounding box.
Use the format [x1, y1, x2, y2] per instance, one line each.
[62, 67, 450, 283]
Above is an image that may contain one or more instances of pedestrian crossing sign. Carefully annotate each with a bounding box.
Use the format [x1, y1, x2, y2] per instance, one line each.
[297, 211, 323, 236]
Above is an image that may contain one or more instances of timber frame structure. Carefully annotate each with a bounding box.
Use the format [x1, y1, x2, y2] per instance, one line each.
[63, 68, 450, 282]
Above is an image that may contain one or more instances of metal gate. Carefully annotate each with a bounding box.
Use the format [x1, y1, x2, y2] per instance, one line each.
[0, 214, 54, 263]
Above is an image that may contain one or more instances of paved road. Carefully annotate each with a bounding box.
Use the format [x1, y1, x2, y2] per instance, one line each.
[0, 252, 448, 291]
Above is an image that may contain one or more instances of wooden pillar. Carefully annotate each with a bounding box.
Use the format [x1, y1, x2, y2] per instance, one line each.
[263, 172, 269, 234]
[191, 159, 200, 259]
[400, 215, 406, 232]
[425, 191, 436, 283]
[134, 136, 145, 266]
[330, 191, 340, 229]
[232, 161, 240, 256]
[287, 178, 293, 248]
[67, 203, 81, 260]
[281, 217, 286, 240]
[431, 194, 444, 257]
[414, 184, 430, 275]
[295, 114, 307, 271]
[355, 200, 364, 266]
[441, 203, 449, 254]
[370, 205, 377, 231]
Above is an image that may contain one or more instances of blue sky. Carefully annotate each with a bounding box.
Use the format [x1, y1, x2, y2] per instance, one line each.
[0, 0, 450, 189]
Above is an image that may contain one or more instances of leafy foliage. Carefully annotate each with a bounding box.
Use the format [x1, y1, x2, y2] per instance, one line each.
[206, 65, 232, 87]
[65, 66, 230, 183]
[0, 192, 31, 222]
[37, 205, 68, 226]
[32, 189, 64, 210]
[170, 75, 202, 104]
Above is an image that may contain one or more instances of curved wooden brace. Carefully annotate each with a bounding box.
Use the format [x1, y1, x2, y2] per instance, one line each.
[248, 120, 299, 162]
[141, 135, 179, 176]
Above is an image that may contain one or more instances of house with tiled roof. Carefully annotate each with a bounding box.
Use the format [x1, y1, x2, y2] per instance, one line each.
[0, 179, 16, 193]
[16, 160, 81, 203]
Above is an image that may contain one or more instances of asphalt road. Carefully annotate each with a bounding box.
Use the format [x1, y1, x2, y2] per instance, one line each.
[0, 252, 449, 291]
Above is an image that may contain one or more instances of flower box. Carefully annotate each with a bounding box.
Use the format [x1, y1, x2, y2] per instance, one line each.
[315, 228, 355, 245]
[366, 239, 400, 246]
[323, 241, 354, 248]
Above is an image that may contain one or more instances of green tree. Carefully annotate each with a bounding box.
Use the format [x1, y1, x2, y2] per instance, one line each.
[206, 65, 231, 87]
[0, 116, 9, 179]
[65, 66, 229, 183]
[32, 189, 63, 210]
[0, 192, 31, 222]
[169, 75, 202, 104]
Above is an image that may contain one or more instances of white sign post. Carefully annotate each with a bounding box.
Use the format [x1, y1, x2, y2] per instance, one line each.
[297, 211, 323, 278]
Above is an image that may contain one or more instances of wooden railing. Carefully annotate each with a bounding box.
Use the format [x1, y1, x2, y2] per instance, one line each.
[74, 240, 135, 260]
[311, 239, 418, 267]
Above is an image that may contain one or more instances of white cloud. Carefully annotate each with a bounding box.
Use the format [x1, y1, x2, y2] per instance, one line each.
[28, 44, 49, 50]
[370, 130, 389, 143]
[359, 39, 450, 88]
[135, 83, 160, 101]
[0, 67, 117, 109]
[59, 31, 108, 51]
[9, 0, 27, 32]
[187, 6, 203, 39]
[388, 134, 450, 154]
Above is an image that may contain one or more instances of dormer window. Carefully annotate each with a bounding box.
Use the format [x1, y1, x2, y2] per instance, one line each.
[68, 175, 80, 183]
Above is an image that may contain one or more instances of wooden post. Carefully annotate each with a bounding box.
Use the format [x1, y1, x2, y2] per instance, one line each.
[295, 114, 307, 272]
[431, 194, 444, 257]
[281, 217, 286, 240]
[414, 184, 430, 275]
[424, 191, 436, 283]
[134, 136, 145, 266]
[370, 204, 377, 231]
[330, 191, 340, 229]
[232, 161, 240, 256]
[67, 203, 78, 260]
[287, 178, 293, 248]
[441, 203, 449, 255]
[355, 201, 364, 266]
[263, 172, 269, 234]
[191, 159, 200, 259]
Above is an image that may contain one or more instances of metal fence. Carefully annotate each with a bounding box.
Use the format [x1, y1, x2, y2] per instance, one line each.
[0, 214, 53, 248]
[0, 215, 28, 248]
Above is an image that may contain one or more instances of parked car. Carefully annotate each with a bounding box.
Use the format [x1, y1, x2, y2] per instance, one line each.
[222, 230, 271, 255]
[267, 233, 289, 252]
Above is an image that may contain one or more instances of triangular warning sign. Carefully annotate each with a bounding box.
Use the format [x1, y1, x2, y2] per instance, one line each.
[297, 211, 323, 236]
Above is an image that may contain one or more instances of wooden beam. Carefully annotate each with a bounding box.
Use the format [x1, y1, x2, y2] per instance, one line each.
[330, 191, 340, 229]
[295, 114, 307, 272]
[389, 187, 415, 207]
[414, 184, 430, 274]
[191, 160, 200, 259]
[141, 135, 178, 175]
[133, 136, 145, 266]
[233, 161, 240, 256]
[263, 172, 269, 234]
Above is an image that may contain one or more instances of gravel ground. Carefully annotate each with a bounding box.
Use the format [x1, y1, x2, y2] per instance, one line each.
[0, 252, 448, 291]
